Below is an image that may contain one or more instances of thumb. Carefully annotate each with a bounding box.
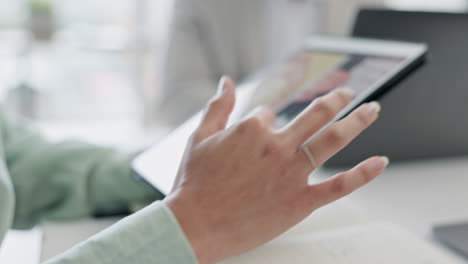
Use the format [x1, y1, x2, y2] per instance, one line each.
[194, 76, 236, 143]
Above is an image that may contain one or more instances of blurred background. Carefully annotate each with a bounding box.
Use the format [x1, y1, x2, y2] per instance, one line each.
[0, 0, 466, 151]
[1, 1, 468, 262]
[0, 0, 172, 149]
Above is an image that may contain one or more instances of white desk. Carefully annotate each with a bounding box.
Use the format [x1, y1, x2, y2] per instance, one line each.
[319, 157, 468, 263]
[39, 157, 468, 262]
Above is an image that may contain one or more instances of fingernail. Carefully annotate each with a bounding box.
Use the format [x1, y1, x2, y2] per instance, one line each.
[366, 101, 381, 113]
[374, 156, 390, 170]
[220, 76, 234, 93]
[217, 76, 227, 95]
[338, 87, 355, 98]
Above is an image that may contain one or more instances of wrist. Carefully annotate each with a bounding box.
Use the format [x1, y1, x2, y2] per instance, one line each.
[164, 192, 223, 264]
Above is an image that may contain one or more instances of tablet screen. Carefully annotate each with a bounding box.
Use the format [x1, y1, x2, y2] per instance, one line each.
[245, 51, 405, 127]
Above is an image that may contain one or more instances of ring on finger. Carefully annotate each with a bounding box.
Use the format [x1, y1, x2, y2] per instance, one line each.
[301, 144, 319, 169]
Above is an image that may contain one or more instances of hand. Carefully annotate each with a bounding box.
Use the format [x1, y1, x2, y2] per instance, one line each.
[164, 77, 388, 264]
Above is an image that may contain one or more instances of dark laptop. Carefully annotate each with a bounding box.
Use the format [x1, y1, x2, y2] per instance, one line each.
[325, 9, 468, 167]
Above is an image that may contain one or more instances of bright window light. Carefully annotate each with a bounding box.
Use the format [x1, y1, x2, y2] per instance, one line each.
[385, 0, 467, 11]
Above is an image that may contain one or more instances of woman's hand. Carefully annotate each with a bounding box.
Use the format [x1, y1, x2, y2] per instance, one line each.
[164, 77, 388, 264]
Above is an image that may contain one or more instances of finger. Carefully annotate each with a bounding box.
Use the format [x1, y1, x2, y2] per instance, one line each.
[306, 156, 389, 209]
[279, 88, 354, 147]
[302, 101, 381, 167]
[194, 76, 236, 143]
[243, 106, 276, 129]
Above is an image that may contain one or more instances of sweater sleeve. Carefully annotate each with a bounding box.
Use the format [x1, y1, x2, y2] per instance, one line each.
[0, 160, 15, 246]
[43, 201, 198, 264]
[0, 113, 161, 229]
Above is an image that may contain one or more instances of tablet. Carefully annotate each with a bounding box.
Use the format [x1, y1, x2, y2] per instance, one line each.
[133, 36, 427, 196]
[326, 9, 468, 167]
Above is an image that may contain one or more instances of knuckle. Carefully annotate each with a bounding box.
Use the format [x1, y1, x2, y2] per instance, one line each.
[355, 109, 372, 127]
[314, 98, 337, 120]
[208, 97, 223, 109]
[208, 92, 231, 107]
[335, 90, 351, 105]
[323, 127, 343, 146]
[329, 174, 349, 196]
[356, 164, 376, 183]
[235, 121, 248, 134]
[330, 174, 344, 194]
[190, 130, 203, 145]
[260, 133, 291, 159]
[236, 117, 262, 134]
[244, 116, 263, 130]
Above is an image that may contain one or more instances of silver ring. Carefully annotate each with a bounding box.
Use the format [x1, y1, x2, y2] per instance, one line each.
[301, 144, 319, 169]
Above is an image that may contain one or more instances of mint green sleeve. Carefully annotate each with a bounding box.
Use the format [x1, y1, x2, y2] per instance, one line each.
[0, 113, 161, 229]
[0, 114, 199, 263]
[43, 201, 198, 264]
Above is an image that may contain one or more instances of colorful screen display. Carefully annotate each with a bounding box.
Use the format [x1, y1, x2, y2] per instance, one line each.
[245, 51, 405, 127]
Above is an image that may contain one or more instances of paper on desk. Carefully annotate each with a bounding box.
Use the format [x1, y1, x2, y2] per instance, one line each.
[221, 198, 460, 264]
[222, 222, 460, 264]
[0, 228, 42, 264]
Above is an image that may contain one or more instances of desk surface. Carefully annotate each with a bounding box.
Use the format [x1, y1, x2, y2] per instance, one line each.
[320, 157, 468, 263]
[41, 157, 468, 262]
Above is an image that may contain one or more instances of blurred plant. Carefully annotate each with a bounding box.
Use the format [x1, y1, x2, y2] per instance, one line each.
[29, 0, 55, 41]
[30, 0, 53, 16]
